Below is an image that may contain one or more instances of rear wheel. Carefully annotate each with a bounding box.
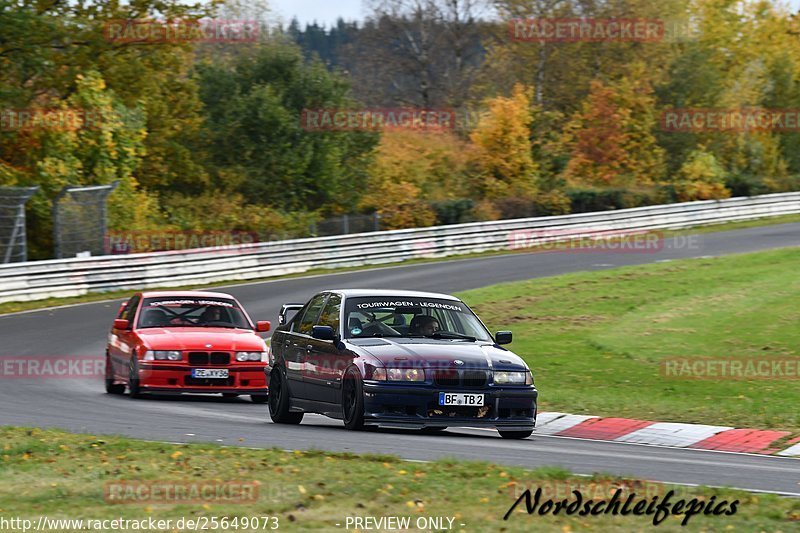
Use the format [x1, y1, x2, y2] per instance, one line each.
[342, 367, 365, 431]
[498, 429, 533, 440]
[104, 353, 125, 395]
[268, 369, 303, 424]
[128, 357, 142, 398]
[251, 394, 269, 404]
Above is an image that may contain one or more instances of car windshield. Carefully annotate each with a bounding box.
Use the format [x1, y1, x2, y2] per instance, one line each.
[343, 296, 491, 341]
[137, 297, 251, 329]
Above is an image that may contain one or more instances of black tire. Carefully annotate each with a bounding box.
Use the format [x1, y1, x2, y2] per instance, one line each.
[251, 394, 269, 404]
[498, 429, 533, 440]
[105, 354, 125, 395]
[268, 369, 303, 424]
[342, 367, 365, 431]
[128, 357, 143, 398]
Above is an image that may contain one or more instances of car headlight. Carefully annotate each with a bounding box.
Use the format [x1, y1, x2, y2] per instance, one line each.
[367, 366, 387, 380]
[236, 352, 264, 362]
[386, 367, 425, 382]
[145, 350, 182, 361]
[494, 371, 531, 385]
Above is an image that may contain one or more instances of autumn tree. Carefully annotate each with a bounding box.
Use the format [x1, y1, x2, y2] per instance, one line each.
[469, 84, 538, 198]
[360, 129, 471, 228]
[562, 73, 664, 188]
[672, 148, 730, 201]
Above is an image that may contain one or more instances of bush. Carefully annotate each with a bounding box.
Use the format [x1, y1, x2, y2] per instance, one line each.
[431, 199, 477, 225]
[486, 191, 572, 220]
[534, 190, 572, 216]
[670, 149, 731, 201]
[566, 187, 667, 213]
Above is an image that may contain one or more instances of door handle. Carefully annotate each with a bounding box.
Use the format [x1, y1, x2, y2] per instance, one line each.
[306, 345, 313, 352]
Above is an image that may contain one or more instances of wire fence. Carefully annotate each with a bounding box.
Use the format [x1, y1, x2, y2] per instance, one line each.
[0, 186, 38, 263]
[53, 182, 118, 259]
[311, 213, 381, 237]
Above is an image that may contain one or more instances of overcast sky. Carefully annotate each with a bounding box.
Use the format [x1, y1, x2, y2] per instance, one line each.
[269, 0, 800, 28]
[269, 0, 366, 27]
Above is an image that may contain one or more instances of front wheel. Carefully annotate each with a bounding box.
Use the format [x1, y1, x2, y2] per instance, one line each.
[128, 357, 143, 398]
[499, 429, 533, 440]
[268, 369, 303, 424]
[105, 354, 125, 395]
[342, 367, 365, 431]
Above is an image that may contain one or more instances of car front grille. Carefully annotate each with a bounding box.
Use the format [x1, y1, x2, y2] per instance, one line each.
[210, 352, 230, 365]
[432, 369, 488, 388]
[188, 352, 231, 365]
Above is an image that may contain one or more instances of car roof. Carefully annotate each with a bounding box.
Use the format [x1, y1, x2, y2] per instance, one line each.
[327, 289, 461, 301]
[140, 290, 236, 299]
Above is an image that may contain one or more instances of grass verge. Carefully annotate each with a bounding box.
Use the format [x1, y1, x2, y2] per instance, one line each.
[1, 427, 797, 532]
[460, 247, 800, 432]
[2, 213, 799, 317]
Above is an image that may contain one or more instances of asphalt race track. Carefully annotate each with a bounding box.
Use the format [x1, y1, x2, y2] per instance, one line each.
[1, 223, 799, 496]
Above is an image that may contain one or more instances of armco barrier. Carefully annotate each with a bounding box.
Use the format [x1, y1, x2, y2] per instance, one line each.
[1, 192, 799, 304]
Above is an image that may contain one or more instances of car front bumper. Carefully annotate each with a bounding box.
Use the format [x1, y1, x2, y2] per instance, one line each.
[361, 382, 537, 430]
[137, 363, 268, 393]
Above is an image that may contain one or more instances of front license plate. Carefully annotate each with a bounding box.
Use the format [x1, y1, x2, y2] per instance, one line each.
[191, 368, 229, 379]
[438, 392, 484, 406]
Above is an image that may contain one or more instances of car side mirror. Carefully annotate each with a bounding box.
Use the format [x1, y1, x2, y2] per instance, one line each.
[495, 331, 512, 345]
[113, 318, 130, 330]
[312, 325, 338, 342]
[256, 321, 271, 332]
[279, 303, 304, 325]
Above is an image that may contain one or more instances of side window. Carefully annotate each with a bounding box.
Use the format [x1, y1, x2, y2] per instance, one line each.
[123, 296, 140, 323]
[296, 294, 327, 335]
[317, 294, 342, 331]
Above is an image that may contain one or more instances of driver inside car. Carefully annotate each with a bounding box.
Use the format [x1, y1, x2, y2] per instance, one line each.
[199, 306, 223, 323]
[409, 315, 440, 336]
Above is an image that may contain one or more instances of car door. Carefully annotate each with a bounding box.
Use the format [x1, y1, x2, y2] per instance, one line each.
[110, 294, 140, 378]
[283, 293, 327, 399]
[305, 293, 343, 404]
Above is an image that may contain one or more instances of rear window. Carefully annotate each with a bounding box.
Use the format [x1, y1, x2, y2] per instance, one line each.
[138, 297, 251, 330]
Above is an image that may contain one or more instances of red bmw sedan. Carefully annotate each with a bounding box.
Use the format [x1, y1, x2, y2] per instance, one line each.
[106, 291, 271, 402]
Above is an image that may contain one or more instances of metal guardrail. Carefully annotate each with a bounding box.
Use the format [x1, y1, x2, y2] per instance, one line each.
[1, 192, 799, 304]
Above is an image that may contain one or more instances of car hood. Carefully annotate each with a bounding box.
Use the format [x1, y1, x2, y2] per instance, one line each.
[349, 338, 527, 371]
[137, 328, 266, 352]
